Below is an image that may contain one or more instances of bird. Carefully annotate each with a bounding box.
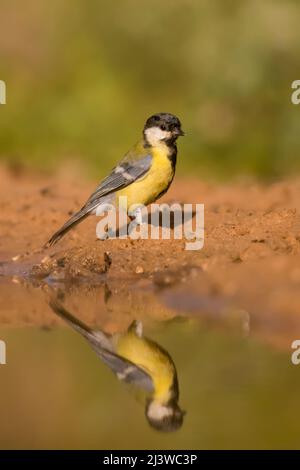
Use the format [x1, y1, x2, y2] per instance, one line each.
[46, 113, 184, 246]
[49, 296, 185, 432]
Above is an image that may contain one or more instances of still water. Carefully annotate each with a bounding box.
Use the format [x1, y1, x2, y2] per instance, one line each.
[0, 280, 299, 449]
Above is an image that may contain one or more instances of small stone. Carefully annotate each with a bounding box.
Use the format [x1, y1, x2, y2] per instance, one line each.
[56, 257, 66, 268]
[40, 186, 51, 196]
[153, 270, 179, 287]
[103, 252, 112, 273]
[135, 266, 144, 274]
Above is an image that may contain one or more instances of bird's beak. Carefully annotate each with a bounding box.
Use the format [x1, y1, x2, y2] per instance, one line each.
[174, 128, 185, 137]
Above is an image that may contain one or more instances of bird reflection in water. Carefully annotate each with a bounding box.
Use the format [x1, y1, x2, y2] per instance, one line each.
[49, 297, 185, 432]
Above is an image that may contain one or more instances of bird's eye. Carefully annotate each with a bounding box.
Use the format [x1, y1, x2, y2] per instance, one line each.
[160, 124, 166, 131]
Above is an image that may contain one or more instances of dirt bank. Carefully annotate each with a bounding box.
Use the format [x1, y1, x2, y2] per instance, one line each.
[1, 164, 300, 349]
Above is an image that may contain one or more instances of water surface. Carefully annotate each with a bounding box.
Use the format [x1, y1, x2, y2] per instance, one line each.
[0, 281, 299, 449]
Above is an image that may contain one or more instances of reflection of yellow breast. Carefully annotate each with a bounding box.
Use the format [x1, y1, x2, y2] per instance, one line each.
[117, 146, 174, 210]
[116, 332, 174, 401]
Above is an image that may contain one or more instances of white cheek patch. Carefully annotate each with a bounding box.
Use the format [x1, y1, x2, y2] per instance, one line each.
[145, 127, 172, 146]
[147, 401, 173, 421]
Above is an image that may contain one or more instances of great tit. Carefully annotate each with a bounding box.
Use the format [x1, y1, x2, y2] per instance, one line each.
[49, 297, 185, 432]
[46, 113, 184, 246]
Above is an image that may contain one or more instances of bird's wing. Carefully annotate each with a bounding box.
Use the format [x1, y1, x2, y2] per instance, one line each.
[46, 148, 152, 246]
[83, 152, 152, 211]
[49, 298, 113, 351]
[93, 347, 154, 393]
[49, 297, 154, 393]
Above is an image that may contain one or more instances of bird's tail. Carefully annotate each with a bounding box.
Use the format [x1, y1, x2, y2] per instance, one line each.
[49, 297, 93, 339]
[49, 296, 113, 350]
[45, 207, 91, 247]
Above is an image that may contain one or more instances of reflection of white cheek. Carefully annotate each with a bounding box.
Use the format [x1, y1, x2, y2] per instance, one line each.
[145, 127, 171, 145]
[147, 401, 173, 420]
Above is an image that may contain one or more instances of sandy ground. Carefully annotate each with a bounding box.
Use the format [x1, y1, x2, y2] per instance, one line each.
[1, 164, 300, 349]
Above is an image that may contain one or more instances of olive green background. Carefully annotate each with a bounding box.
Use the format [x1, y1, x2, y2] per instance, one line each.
[1, 0, 300, 179]
[1, 323, 299, 449]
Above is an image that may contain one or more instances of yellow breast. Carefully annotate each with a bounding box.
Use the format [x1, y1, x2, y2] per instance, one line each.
[116, 332, 175, 402]
[117, 146, 174, 209]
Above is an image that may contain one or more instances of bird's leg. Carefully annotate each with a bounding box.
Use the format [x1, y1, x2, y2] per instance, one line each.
[128, 206, 144, 225]
[127, 205, 149, 239]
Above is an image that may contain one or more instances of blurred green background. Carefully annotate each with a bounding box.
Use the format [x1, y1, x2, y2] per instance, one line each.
[0, 0, 300, 179]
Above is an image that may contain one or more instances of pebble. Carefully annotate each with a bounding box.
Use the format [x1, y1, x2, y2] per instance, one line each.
[135, 266, 144, 274]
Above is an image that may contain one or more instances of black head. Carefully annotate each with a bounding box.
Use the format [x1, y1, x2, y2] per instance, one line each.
[143, 113, 184, 145]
